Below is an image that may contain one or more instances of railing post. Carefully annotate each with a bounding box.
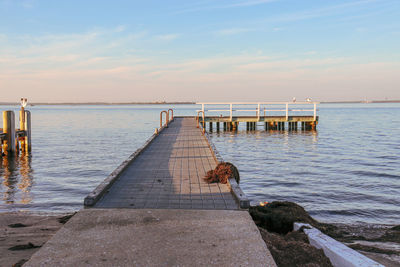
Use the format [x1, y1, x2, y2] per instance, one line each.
[230, 103, 232, 121]
[3, 111, 16, 155]
[285, 103, 289, 121]
[313, 103, 317, 121]
[257, 103, 260, 121]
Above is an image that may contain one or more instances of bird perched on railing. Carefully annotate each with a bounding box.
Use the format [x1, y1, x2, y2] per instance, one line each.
[306, 98, 312, 102]
[292, 97, 296, 102]
[21, 98, 28, 108]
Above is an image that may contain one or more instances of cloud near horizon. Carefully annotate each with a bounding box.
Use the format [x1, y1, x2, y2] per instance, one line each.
[1, 28, 399, 103]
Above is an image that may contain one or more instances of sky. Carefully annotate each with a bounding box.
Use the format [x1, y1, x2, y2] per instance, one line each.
[0, 0, 399, 103]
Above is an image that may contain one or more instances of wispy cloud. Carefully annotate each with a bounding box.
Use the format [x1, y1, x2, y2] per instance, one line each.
[155, 33, 180, 41]
[267, 0, 379, 23]
[114, 25, 126, 33]
[174, 0, 277, 14]
[20, 0, 34, 8]
[215, 27, 253, 36]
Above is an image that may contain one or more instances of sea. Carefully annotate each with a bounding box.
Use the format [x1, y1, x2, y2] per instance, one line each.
[0, 103, 399, 224]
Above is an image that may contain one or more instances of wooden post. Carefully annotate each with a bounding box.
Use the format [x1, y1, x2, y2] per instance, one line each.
[19, 108, 25, 151]
[312, 121, 317, 130]
[216, 122, 220, 132]
[223, 122, 227, 131]
[3, 111, 16, 155]
[24, 110, 31, 152]
[209, 122, 213, 132]
[232, 122, 238, 131]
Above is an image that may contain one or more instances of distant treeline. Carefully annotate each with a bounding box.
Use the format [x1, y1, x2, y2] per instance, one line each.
[320, 100, 400, 104]
[1, 100, 399, 105]
[0, 101, 196, 106]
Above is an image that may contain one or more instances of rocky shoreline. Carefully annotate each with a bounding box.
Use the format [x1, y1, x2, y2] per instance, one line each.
[249, 201, 400, 267]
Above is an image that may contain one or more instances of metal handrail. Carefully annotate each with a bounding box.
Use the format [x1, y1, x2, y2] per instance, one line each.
[197, 102, 318, 122]
[160, 110, 169, 128]
[196, 111, 205, 129]
[168, 109, 174, 122]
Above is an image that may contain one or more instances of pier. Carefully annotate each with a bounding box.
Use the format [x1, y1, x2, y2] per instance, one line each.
[197, 102, 319, 131]
[25, 115, 276, 266]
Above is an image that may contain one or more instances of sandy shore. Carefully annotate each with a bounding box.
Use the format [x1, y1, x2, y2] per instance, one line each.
[0, 212, 74, 267]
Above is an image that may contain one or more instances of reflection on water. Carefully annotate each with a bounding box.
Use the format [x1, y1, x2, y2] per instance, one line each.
[1, 153, 33, 205]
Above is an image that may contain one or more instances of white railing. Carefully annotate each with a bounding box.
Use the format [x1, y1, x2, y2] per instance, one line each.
[196, 102, 319, 121]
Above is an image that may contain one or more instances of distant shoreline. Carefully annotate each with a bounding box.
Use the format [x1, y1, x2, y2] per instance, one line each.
[0, 100, 399, 106]
[0, 101, 196, 106]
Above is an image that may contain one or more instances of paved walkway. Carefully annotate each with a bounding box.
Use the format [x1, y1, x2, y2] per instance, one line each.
[25, 209, 277, 267]
[96, 117, 238, 210]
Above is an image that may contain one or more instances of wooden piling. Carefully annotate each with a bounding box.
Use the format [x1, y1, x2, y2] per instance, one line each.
[216, 122, 220, 132]
[209, 122, 213, 132]
[25, 111, 32, 151]
[223, 122, 227, 131]
[232, 122, 238, 131]
[2, 111, 16, 155]
[19, 108, 25, 150]
[312, 121, 317, 130]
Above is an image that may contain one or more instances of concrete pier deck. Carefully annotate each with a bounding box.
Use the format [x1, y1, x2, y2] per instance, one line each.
[25, 117, 276, 266]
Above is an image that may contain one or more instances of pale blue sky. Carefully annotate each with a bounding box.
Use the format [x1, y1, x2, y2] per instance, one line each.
[1, 0, 399, 102]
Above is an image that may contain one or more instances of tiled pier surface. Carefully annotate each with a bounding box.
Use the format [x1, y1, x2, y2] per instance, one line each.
[25, 117, 277, 266]
[95, 117, 238, 210]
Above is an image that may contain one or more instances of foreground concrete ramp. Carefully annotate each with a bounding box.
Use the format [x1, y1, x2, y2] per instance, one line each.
[25, 209, 277, 267]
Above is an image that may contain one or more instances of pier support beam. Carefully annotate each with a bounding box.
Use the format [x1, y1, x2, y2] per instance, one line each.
[2, 111, 16, 155]
[216, 122, 220, 132]
[209, 122, 213, 132]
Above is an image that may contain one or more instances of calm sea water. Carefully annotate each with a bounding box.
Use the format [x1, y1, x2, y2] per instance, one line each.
[0, 104, 399, 224]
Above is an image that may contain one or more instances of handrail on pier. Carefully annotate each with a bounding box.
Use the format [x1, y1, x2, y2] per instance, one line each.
[197, 102, 319, 122]
[168, 109, 174, 122]
[196, 111, 205, 130]
[160, 111, 169, 128]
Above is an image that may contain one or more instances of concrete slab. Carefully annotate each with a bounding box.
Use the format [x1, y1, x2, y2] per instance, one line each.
[25, 209, 276, 267]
